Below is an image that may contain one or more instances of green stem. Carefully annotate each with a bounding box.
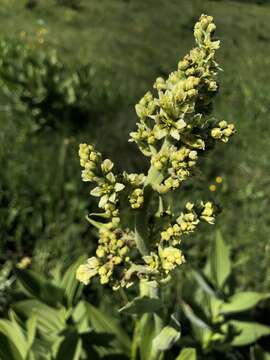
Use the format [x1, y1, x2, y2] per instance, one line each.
[140, 280, 163, 334]
[140, 280, 163, 360]
[134, 185, 152, 256]
[131, 320, 141, 360]
[134, 165, 164, 256]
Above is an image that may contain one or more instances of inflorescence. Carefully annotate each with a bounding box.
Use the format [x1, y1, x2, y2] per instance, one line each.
[76, 15, 235, 289]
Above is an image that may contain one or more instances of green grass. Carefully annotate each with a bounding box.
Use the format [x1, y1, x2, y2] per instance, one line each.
[0, 0, 269, 289]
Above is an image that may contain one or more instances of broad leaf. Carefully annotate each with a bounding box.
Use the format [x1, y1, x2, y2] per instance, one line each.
[72, 301, 89, 332]
[139, 314, 156, 360]
[0, 333, 20, 360]
[13, 300, 66, 336]
[16, 268, 64, 307]
[152, 325, 180, 351]
[119, 296, 162, 315]
[181, 301, 212, 347]
[209, 230, 231, 289]
[220, 292, 270, 314]
[181, 302, 211, 330]
[176, 348, 197, 360]
[250, 345, 270, 360]
[0, 319, 27, 360]
[229, 320, 270, 346]
[55, 332, 82, 360]
[86, 302, 131, 356]
[60, 256, 87, 307]
[192, 270, 216, 298]
[26, 316, 37, 350]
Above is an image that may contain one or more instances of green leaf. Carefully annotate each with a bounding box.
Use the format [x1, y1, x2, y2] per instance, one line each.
[0, 319, 27, 360]
[152, 325, 180, 351]
[72, 301, 89, 333]
[55, 333, 82, 360]
[86, 215, 111, 230]
[220, 292, 270, 314]
[181, 301, 212, 347]
[139, 314, 156, 360]
[13, 300, 66, 336]
[119, 296, 162, 315]
[176, 348, 197, 360]
[0, 333, 20, 360]
[60, 256, 87, 307]
[16, 268, 64, 307]
[250, 345, 270, 360]
[209, 230, 231, 289]
[191, 270, 216, 298]
[181, 302, 211, 330]
[229, 320, 270, 346]
[26, 316, 37, 350]
[86, 302, 131, 356]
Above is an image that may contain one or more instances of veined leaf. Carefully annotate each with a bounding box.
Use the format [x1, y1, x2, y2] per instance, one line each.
[229, 320, 270, 346]
[152, 325, 180, 351]
[119, 296, 162, 315]
[72, 301, 89, 333]
[176, 348, 197, 360]
[192, 269, 216, 298]
[0, 333, 21, 360]
[26, 316, 37, 351]
[181, 302, 211, 330]
[220, 292, 270, 314]
[16, 268, 64, 307]
[0, 319, 27, 360]
[86, 302, 131, 356]
[209, 230, 231, 289]
[60, 255, 87, 307]
[55, 333, 82, 360]
[139, 314, 156, 360]
[13, 300, 66, 336]
[181, 301, 212, 347]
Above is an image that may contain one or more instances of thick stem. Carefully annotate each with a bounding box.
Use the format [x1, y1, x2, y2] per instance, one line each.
[139, 280, 163, 360]
[140, 280, 163, 333]
[134, 164, 164, 256]
[134, 185, 152, 256]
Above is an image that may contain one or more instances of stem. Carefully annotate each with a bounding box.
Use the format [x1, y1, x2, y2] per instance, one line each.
[131, 320, 141, 360]
[140, 280, 163, 360]
[140, 280, 163, 333]
[134, 185, 152, 256]
[134, 147, 169, 357]
[134, 165, 164, 256]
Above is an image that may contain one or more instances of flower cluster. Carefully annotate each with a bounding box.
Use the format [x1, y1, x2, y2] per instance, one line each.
[211, 121, 235, 143]
[151, 145, 199, 192]
[143, 247, 185, 277]
[79, 144, 125, 217]
[76, 15, 235, 289]
[130, 14, 234, 193]
[76, 221, 135, 288]
[161, 202, 215, 245]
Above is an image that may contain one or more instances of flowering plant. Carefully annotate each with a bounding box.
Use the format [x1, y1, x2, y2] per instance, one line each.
[76, 15, 235, 292]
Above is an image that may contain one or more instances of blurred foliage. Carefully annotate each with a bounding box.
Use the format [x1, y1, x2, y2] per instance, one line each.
[0, 39, 117, 130]
[0, 262, 15, 315]
[0, 258, 131, 359]
[0, 0, 269, 284]
[178, 231, 270, 359]
[1, 233, 270, 359]
[55, 0, 83, 11]
[0, 37, 123, 270]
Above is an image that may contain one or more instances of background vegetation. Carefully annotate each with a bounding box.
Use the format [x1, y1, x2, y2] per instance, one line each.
[0, 0, 269, 358]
